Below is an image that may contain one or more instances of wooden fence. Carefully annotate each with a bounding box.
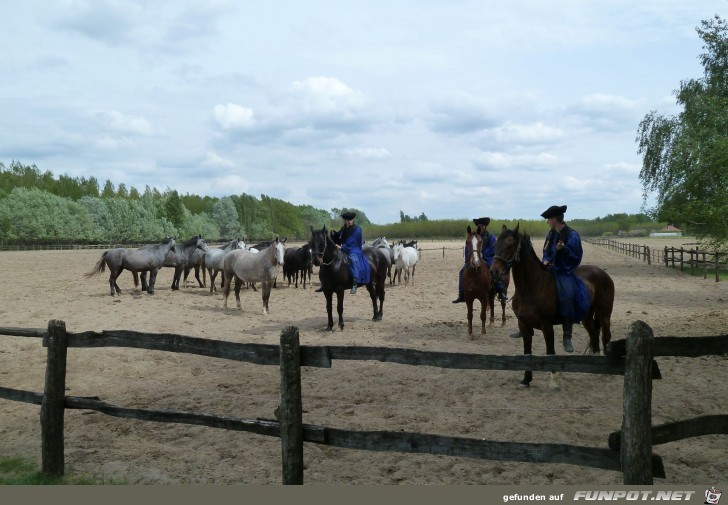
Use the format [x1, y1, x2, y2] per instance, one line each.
[1, 320, 727, 484]
[589, 238, 727, 282]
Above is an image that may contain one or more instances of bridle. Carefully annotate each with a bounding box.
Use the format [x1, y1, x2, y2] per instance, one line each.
[492, 233, 522, 279]
[312, 231, 337, 266]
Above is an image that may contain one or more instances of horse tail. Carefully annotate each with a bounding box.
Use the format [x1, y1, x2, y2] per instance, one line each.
[84, 251, 108, 278]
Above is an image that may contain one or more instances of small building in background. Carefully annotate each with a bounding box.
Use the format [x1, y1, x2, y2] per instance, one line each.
[650, 224, 683, 238]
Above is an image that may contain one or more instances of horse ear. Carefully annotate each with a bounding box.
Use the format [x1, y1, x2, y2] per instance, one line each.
[467, 225, 472, 234]
[514, 222, 520, 235]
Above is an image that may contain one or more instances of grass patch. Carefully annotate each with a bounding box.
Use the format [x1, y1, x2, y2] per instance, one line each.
[0, 454, 116, 485]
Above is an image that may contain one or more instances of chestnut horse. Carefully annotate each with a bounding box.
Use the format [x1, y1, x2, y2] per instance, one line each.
[462, 226, 493, 337]
[489, 224, 614, 388]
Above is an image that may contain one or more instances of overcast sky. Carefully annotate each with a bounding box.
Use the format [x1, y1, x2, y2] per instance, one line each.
[1, 1, 725, 224]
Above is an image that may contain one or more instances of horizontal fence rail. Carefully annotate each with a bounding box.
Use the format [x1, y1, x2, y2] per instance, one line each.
[3, 322, 728, 483]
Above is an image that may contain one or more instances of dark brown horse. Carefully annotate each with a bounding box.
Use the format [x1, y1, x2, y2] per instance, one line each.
[462, 226, 494, 337]
[310, 225, 387, 331]
[489, 224, 614, 388]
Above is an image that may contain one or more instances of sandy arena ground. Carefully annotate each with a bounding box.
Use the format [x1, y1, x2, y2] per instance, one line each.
[0, 236, 726, 485]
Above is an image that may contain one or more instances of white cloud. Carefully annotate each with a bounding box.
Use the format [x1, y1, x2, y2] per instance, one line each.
[212, 103, 255, 130]
[340, 147, 391, 159]
[486, 122, 565, 146]
[473, 151, 560, 170]
[92, 110, 157, 136]
[202, 151, 236, 168]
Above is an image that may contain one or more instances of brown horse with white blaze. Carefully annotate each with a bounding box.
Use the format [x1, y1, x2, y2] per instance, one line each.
[462, 226, 494, 338]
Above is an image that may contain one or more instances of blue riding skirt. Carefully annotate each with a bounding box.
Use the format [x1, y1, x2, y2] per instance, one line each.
[553, 273, 590, 323]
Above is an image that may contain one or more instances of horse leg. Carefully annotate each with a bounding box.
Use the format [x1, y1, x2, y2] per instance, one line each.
[581, 307, 600, 354]
[488, 290, 496, 327]
[234, 277, 243, 310]
[195, 265, 204, 288]
[209, 269, 217, 294]
[479, 297, 487, 336]
[262, 282, 270, 315]
[172, 266, 183, 290]
[222, 273, 232, 309]
[366, 282, 379, 321]
[140, 271, 148, 292]
[599, 310, 612, 354]
[521, 327, 535, 387]
[325, 291, 334, 332]
[336, 289, 345, 330]
[108, 268, 119, 296]
[465, 298, 474, 337]
[148, 269, 159, 294]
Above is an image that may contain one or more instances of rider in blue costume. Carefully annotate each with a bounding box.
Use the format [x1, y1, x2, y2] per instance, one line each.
[452, 217, 508, 304]
[541, 204, 585, 353]
[332, 211, 371, 295]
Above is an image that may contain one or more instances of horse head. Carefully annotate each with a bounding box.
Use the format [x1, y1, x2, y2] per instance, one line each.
[273, 237, 286, 266]
[392, 243, 402, 261]
[310, 225, 328, 266]
[490, 223, 523, 282]
[466, 225, 484, 268]
[162, 236, 177, 252]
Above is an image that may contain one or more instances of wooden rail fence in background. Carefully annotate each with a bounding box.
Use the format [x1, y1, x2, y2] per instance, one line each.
[1, 321, 727, 484]
[588, 238, 727, 282]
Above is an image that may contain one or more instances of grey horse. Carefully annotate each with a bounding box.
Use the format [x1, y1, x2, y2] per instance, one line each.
[85, 237, 176, 296]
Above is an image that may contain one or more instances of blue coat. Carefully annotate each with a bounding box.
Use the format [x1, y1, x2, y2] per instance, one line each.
[542, 226, 589, 322]
[334, 224, 371, 285]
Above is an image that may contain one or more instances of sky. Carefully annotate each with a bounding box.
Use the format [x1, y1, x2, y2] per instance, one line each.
[1, 1, 726, 224]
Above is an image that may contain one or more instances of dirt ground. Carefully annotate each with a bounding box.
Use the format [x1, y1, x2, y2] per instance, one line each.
[0, 236, 726, 485]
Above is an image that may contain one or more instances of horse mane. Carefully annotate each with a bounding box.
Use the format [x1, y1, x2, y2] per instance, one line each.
[182, 235, 202, 247]
[518, 231, 551, 273]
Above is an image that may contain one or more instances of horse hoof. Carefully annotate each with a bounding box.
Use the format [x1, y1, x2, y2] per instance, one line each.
[326, 326, 333, 332]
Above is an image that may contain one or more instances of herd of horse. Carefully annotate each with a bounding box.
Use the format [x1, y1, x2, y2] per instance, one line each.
[85, 224, 615, 388]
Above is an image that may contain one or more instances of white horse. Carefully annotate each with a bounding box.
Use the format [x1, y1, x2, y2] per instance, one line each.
[204, 238, 245, 293]
[392, 243, 418, 287]
[222, 237, 286, 313]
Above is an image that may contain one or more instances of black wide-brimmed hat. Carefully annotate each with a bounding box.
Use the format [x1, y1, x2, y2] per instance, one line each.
[473, 217, 490, 226]
[540, 205, 567, 219]
[341, 211, 356, 220]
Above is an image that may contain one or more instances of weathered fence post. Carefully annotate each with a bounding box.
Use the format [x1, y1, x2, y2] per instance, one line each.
[621, 320, 654, 484]
[279, 326, 303, 485]
[41, 319, 68, 477]
[646, 246, 651, 265]
[716, 252, 721, 283]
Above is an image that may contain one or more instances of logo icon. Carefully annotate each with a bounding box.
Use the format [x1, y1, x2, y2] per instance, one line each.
[706, 487, 722, 505]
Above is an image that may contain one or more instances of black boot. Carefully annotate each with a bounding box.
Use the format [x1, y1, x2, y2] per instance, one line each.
[452, 293, 464, 303]
[562, 318, 574, 353]
[315, 286, 323, 292]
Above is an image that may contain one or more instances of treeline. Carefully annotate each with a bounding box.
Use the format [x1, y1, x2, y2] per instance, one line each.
[0, 161, 352, 244]
[0, 161, 667, 245]
[364, 214, 666, 241]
